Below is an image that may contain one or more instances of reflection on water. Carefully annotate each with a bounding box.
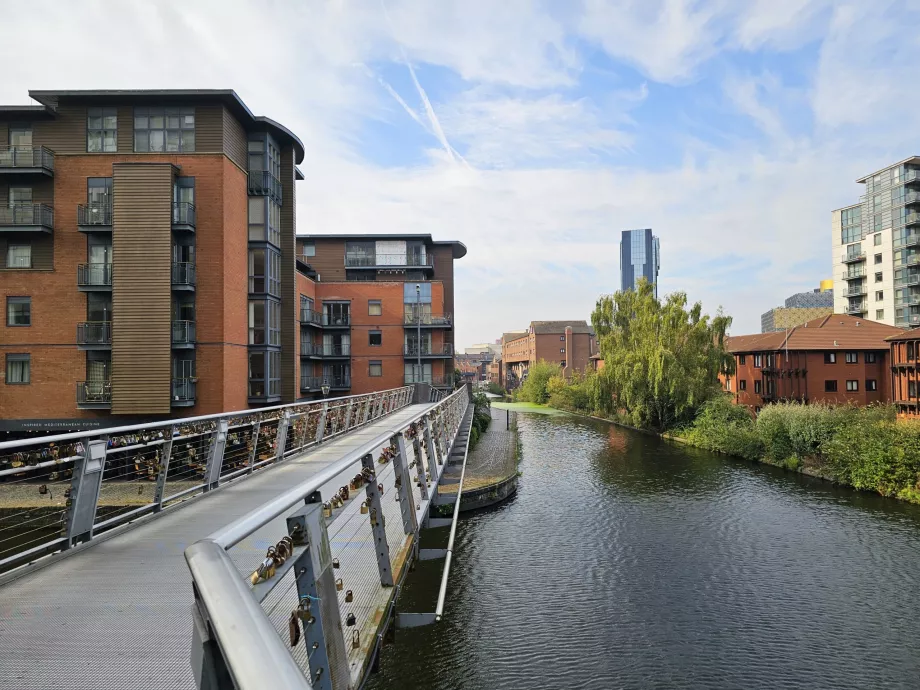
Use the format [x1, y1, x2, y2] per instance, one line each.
[368, 412, 920, 690]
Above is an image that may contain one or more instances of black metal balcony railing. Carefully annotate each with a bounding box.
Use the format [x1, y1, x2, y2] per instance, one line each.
[344, 253, 433, 268]
[322, 344, 350, 357]
[404, 373, 450, 386]
[0, 204, 53, 229]
[77, 203, 112, 227]
[403, 312, 452, 326]
[300, 375, 351, 390]
[76, 381, 111, 405]
[403, 343, 454, 356]
[172, 320, 196, 345]
[0, 145, 54, 172]
[841, 251, 866, 264]
[300, 308, 322, 326]
[77, 321, 112, 346]
[171, 262, 196, 287]
[172, 202, 196, 228]
[77, 263, 113, 287]
[247, 170, 282, 203]
[322, 312, 351, 327]
[172, 378, 196, 403]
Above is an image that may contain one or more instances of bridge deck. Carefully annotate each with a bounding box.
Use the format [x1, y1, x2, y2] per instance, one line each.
[0, 403, 435, 690]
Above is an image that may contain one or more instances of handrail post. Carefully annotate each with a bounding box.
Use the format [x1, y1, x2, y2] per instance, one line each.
[411, 430, 430, 501]
[298, 407, 313, 449]
[274, 410, 292, 461]
[315, 403, 328, 444]
[361, 453, 394, 587]
[64, 437, 107, 547]
[362, 394, 371, 425]
[247, 418, 262, 473]
[153, 425, 177, 513]
[203, 419, 229, 491]
[392, 434, 418, 535]
[423, 416, 441, 482]
[343, 400, 354, 432]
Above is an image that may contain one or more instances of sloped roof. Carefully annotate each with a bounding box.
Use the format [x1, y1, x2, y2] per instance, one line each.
[530, 320, 593, 335]
[727, 314, 904, 352]
[502, 331, 527, 344]
[886, 328, 920, 342]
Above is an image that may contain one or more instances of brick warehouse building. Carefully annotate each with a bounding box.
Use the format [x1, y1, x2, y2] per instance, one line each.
[501, 320, 596, 388]
[0, 89, 466, 434]
[722, 314, 903, 413]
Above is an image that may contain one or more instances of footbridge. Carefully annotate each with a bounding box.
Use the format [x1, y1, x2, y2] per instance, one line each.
[0, 384, 473, 689]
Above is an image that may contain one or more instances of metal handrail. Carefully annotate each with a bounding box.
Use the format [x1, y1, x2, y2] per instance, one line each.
[0, 145, 54, 170]
[247, 169, 282, 203]
[77, 202, 112, 226]
[344, 253, 432, 268]
[322, 312, 350, 327]
[841, 251, 866, 263]
[172, 378, 196, 402]
[299, 308, 322, 326]
[172, 202, 196, 227]
[76, 380, 112, 404]
[77, 262, 113, 286]
[76, 321, 112, 345]
[403, 313, 452, 326]
[404, 374, 450, 386]
[172, 262, 196, 286]
[0, 203, 53, 227]
[172, 320, 196, 344]
[404, 344, 454, 356]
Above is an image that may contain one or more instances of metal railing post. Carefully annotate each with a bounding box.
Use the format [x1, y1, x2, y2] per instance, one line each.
[204, 419, 229, 491]
[286, 495, 349, 690]
[411, 433, 430, 501]
[153, 425, 177, 513]
[248, 419, 262, 473]
[275, 410, 292, 462]
[64, 437, 108, 547]
[423, 416, 441, 481]
[361, 453, 394, 587]
[343, 400, 354, 432]
[362, 395, 371, 425]
[298, 408, 313, 449]
[316, 403, 328, 444]
[374, 394, 384, 420]
[392, 434, 418, 535]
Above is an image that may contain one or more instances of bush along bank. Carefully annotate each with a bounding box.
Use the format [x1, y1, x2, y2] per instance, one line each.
[679, 396, 920, 504]
[469, 393, 493, 451]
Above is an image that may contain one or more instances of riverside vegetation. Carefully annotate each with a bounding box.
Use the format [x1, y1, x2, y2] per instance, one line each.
[510, 279, 920, 504]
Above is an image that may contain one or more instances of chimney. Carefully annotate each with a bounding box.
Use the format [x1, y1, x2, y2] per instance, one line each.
[564, 326, 573, 380]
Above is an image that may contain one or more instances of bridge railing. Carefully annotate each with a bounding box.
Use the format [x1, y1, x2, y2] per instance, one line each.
[185, 385, 470, 690]
[0, 386, 414, 573]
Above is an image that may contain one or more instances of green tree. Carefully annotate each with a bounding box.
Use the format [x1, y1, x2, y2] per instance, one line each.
[591, 279, 734, 431]
[516, 360, 561, 404]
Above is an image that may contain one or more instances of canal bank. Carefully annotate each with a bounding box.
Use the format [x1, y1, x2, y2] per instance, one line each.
[370, 409, 920, 689]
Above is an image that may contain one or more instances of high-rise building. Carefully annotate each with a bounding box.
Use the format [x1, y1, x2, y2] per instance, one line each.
[620, 228, 660, 296]
[832, 156, 920, 328]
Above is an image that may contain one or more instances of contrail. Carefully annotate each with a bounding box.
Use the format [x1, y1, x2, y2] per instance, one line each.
[361, 64, 430, 132]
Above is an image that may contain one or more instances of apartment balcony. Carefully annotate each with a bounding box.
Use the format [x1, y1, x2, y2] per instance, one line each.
[172, 378, 196, 407]
[344, 253, 433, 271]
[171, 262, 196, 290]
[906, 212, 920, 226]
[906, 255, 920, 267]
[172, 320, 196, 348]
[404, 373, 451, 388]
[403, 313, 453, 328]
[0, 204, 53, 233]
[846, 302, 868, 315]
[842, 270, 866, 281]
[300, 375, 350, 392]
[172, 202, 196, 232]
[905, 275, 920, 287]
[843, 285, 867, 297]
[76, 322, 111, 350]
[247, 169, 282, 204]
[896, 294, 920, 307]
[321, 344, 350, 358]
[905, 170, 920, 185]
[301, 342, 322, 358]
[0, 145, 54, 176]
[403, 343, 454, 358]
[322, 313, 350, 328]
[841, 251, 866, 264]
[300, 308, 323, 327]
[911, 314, 920, 326]
[904, 234, 920, 248]
[77, 203, 112, 231]
[77, 263, 113, 291]
[76, 381, 111, 409]
[904, 191, 920, 206]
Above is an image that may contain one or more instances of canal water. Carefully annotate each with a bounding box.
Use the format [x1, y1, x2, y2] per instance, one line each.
[368, 411, 920, 689]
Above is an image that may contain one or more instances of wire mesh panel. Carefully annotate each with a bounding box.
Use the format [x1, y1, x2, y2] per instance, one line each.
[94, 430, 167, 527]
[160, 421, 217, 507]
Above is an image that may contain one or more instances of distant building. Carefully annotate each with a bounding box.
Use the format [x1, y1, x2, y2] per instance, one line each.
[620, 228, 660, 297]
[888, 329, 920, 416]
[501, 321, 596, 388]
[761, 288, 834, 332]
[463, 342, 500, 356]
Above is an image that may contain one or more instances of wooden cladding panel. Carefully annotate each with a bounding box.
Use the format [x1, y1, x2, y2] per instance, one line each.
[0, 233, 53, 270]
[222, 107, 248, 170]
[196, 105, 223, 153]
[280, 146, 297, 402]
[431, 245, 455, 323]
[32, 105, 86, 153]
[0, 122, 7, 143]
[307, 238, 348, 281]
[111, 163, 173, 414]
[117, 106, 134, 152]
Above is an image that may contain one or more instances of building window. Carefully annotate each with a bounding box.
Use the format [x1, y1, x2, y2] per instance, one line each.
[368, 300, 382, 316]
[5, 243, 31, 269]
[846, 380, 859, 392]
[825, 380, 838, 392]
[875, 272, 883, 282]
[865, 352, 878, 364]
[874, 253, 883, 264]
[738, 355, 746, 365]
[753, 354, 762, 368]
[134, 107, 194, 152]
[6, 297, 30, 326]
[369, 361, 383, 377]
[369, 330, 382, 346]
[248, 247, 281, 297]
[909, 343, 916, 361]
[874, 233, 882, 246]
[5, 354, 30, 384]
[824, 352, 837, 364]
[560, 348, 565, 353]
[877, 309, 884, 320]
[560, 335, 565, 341]
[754, 406, 761, 414]
[876, 291, 884, 301]
[725, 379, 731, 392]
[754, 380, 762, 394]
[910, 381, 918, 399]
[87, 107, 117, 152]
[346, 270, 376, 282]
[249, 300, 280, 346]
[248, 197, 265, 242]
[301, 241, 316, 257]
[866, 379, 878, 391]
[268, 201, 281, 247]
[739, 379, 747, 391]
[845, 352, 858, 364]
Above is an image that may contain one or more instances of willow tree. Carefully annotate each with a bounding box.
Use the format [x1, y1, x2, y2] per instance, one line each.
[591, 279, 734, 431]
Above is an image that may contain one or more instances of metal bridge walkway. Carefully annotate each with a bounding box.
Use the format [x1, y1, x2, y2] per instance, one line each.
[0, 403, 435, 690]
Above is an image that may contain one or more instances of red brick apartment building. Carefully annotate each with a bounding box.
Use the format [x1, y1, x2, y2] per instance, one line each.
[0, 89, 465, 435]
[722, 314, 903, 413]
[887, 330, 920, 416]
[501, 321, 596, 388]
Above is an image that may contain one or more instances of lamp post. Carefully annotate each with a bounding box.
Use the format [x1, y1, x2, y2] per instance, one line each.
[321, 383, 330, 400]
[416, 283, 422, 385]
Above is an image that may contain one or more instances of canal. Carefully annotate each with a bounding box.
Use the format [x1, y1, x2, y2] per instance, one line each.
[369, 410, 920, 689]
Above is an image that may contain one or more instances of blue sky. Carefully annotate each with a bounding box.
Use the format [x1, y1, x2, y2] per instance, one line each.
[4, 0, 920, 345]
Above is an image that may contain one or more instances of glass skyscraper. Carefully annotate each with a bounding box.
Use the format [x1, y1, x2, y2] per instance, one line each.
[620, 228, 660, 297]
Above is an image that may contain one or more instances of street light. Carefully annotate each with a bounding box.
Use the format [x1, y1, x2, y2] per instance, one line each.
[321, 383, 330, 399]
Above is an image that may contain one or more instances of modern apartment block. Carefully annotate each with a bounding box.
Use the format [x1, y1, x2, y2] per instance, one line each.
[761, 287, 834, 332]
[501, 321, 596, 388]
[294, 234, 465, 399]
[832, 157, 920, 328]
[723, 314, 902, 414]
[0, 89, 306, 433]
[620, 228, 660, 297]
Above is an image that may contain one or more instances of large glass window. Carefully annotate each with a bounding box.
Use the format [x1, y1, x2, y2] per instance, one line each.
[5, 354, 29, 384]
[268, 200, 281, 247]
[248, 140, 264, 172]
[87, 293, 112, 322]
[87, 177, 112, 206]
[6, 244, 31, 269]
[301, 241, 315, 257]
[248, 351, 265, 397]
[268, 299, 280, 346]
[8, 127, 32, 147]
[369, 361, 382, 377]
[248, 197, 265, 242]
[6, 297, 30, 326]
[134, 107, 195, 152]
[87, 108, 117, 152]
[249, 300, 265, 345]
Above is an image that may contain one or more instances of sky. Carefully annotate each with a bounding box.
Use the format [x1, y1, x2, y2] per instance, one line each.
[3, 0, 919, 347]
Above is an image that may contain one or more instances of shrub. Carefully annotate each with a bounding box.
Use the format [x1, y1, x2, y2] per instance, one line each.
[683, 395, 763, 461]
[516, 360, 562, 404]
